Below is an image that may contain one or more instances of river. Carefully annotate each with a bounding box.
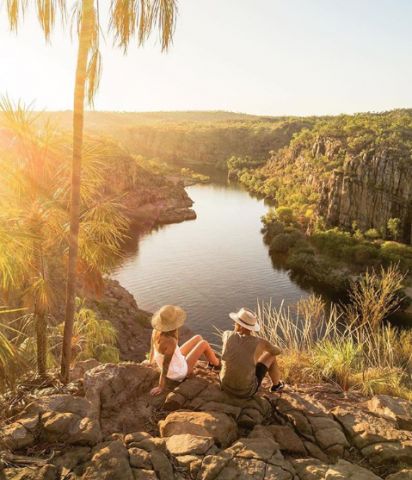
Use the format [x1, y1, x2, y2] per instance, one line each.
[112, 180, 311, 342]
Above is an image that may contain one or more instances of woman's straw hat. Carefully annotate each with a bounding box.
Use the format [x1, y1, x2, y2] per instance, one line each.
[229, 307, 260, 332]
[151, 305, 187, 332]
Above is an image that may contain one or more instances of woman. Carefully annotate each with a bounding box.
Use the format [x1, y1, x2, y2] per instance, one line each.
[149, 304, 220, 395]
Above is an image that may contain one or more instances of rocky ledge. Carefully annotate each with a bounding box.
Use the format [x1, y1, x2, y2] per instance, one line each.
[122, 181, 196, 230]
[1, 361, 412, 480]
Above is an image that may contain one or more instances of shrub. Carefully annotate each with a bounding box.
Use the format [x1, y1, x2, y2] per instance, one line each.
[364, 228, 381, 240]
[275, 206, 295, 225]
[351, 244, 379, 265]
[264, 220, 285, 238]
[311, 228, 356, 257]
[269, 233, 297, 254]
[293, 239, 315, 255]
[343, 264, 406, 329]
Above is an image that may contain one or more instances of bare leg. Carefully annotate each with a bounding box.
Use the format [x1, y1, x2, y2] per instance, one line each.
[258, 352, 281, 385]
[186, 340, 220, 374]
[180, 335, 203, 356]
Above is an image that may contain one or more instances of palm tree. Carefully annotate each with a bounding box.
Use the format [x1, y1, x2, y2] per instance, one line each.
[4, 0, 178, 382]
[0, 100, 129, 377]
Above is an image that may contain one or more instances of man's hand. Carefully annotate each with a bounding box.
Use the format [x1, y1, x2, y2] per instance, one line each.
[150, 386, 164, 396]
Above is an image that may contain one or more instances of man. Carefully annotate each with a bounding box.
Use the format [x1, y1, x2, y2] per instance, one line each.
[220, 307, 284, 398]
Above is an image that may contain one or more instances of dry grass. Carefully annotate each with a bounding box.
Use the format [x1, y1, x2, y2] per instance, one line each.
[257, 266, 412, 399]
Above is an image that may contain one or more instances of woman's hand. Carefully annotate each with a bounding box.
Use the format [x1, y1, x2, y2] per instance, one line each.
[150, 385, 164, 396]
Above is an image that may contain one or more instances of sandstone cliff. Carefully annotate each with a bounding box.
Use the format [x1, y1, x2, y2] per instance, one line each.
[317, 138, 412, 244]
[244, 111, 412, 245]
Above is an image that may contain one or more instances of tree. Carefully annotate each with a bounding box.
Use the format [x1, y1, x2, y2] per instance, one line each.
[4, 0, 178, 382]
[0, 100, 128, 377]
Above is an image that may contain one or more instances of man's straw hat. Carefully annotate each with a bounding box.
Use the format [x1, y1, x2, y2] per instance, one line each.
[229, 307, 260, 332]
[151, 305, 186, 332]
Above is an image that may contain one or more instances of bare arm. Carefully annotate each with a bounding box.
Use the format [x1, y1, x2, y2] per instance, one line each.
[256, 338, 282, 358]
[148, 331, 155, 364]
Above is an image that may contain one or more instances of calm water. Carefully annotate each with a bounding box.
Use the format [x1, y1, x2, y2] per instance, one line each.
[112, 182, 309, 341]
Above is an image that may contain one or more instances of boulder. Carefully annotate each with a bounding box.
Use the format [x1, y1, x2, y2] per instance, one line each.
[0, 416, 38, 451]
[24, 394, 94, 418]
[386, 470, 412, 480]
[128, 447, 152, 469]
[132, 469, 158, 480]
[229, 437, 280, 461]
[367, 395, 412, 431]
[325, 459, 382, 479]
[149, 449, 174, 480]
[125, 431, 153, 445]
[265, 425, 306, 455]
[163, 391, 186, 411]
[70, 359, 101, 381]
[0, 465, 58, 480]
[292, 458, 383, 480]
[165, 434, 214, 456]
[51, 446, 91, 472]
[159, 411, 237, 448]
[83, 363, 158, 434]
[173, 377, 209, 400]
[333, 407, 412, 466]
[82, 440, 134, 480]
[42, 411, 101, 446]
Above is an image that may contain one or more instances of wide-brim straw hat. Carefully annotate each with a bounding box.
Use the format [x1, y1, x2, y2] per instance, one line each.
[151, 305, 187, 332]
[229, 307, 260, 332]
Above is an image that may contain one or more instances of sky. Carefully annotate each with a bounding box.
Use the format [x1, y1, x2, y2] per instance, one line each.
[0, 0, 411, 116]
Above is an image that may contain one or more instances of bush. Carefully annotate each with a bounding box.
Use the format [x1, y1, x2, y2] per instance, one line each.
[311, 228, 357, 257]
[351, 244, 380, 265]
[264, 220, 285, 238]
[275, 206, 295, 225]
[293, 239, 315, 255]
[364, 228, 381, 240]
[269, 233, 297, 254]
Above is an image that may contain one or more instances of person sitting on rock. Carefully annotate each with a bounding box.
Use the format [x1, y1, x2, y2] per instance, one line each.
[149, 304, 220, 395]
[220, 307, 284, 398]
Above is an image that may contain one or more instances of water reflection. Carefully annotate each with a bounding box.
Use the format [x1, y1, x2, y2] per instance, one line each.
[112, 181, 310, 341]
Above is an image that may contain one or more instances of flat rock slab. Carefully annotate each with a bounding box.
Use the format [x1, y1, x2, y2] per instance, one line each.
[292, 458, 383, 480]
[333, 406, 412, 466]
[159, 410, 237, 448]
[165, 434, 214, 456]
[367, 395, 412, 431]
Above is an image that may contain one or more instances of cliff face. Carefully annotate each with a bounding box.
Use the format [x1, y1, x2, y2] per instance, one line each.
[316, 138, 412, 243]
[255, 111, 412, 244]
[100, 147, 196, 230]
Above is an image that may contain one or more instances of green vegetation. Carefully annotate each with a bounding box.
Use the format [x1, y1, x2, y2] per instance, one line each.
[258, 266, 412, 399]
[262, 207, 412, 293]
[42, 112, 315, 170]
[0, 103, 183, 387]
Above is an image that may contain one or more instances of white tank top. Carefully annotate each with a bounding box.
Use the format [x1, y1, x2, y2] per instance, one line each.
[153, 344, 188, 381]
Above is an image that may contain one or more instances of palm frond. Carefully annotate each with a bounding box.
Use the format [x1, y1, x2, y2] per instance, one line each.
[109, 0, 177, 52]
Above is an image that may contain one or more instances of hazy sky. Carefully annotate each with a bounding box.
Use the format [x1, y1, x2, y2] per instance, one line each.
[0, 0, 411, 116]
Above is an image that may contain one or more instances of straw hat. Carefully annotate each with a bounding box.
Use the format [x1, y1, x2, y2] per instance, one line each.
[229, 307, 260, 332]
[151, 305, 187, 332]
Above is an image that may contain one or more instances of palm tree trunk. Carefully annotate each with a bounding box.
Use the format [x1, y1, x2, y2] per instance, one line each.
[35, 310, 47, 376]
[61, 0, 94, 383]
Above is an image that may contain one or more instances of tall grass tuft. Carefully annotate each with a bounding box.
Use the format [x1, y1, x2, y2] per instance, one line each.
[257, 266, 412, 399]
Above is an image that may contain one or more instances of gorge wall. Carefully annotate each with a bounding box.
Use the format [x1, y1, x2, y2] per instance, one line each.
[247, 110, 412, 244]
[318, 139, 412, 243]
